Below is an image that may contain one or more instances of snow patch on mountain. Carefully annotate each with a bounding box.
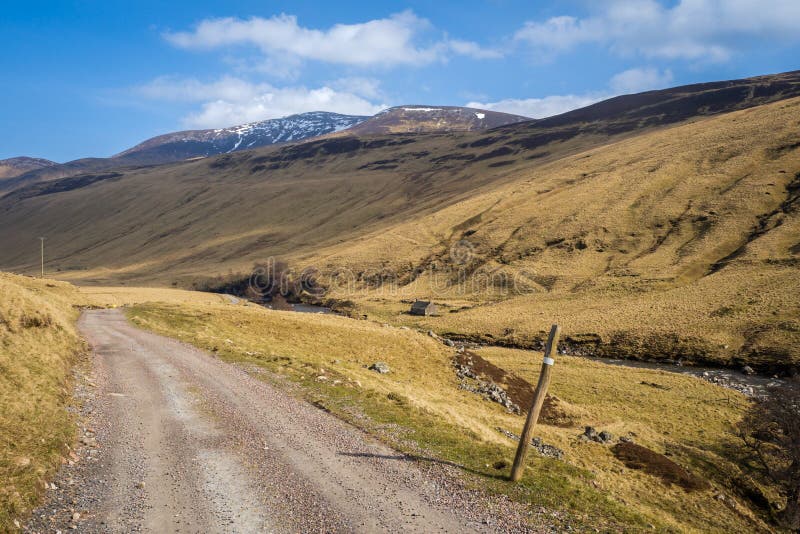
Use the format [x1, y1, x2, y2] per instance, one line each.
[401, 107, 443, 112]
[115, 111, 368, 160]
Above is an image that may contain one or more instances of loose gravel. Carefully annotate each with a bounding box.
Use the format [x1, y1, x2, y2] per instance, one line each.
[25, 309, 553, 533]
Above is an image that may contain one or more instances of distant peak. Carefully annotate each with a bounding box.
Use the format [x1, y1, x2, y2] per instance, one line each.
[113, 111, 369, 163]
[339, 105, 531, 136]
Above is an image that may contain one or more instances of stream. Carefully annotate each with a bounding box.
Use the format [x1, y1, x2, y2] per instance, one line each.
[592, 357, 786, 397]
[245, 296, 786, 397]
[442, 335, 788, 397]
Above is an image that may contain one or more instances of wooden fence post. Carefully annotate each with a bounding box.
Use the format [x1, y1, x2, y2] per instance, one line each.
[510, 324, 561, 482]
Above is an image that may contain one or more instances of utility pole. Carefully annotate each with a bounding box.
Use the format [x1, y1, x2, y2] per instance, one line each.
[39, 237, 44, 278]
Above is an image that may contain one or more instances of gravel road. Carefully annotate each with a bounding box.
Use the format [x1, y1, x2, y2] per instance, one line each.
[26, 309, 547, 533]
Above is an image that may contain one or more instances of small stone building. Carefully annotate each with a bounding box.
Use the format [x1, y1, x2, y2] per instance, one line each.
[410, 300, 437, 316]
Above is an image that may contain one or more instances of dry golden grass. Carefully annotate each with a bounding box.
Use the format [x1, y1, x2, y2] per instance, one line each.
[0, 269, 778, 530]
[0, 278, 250, 531]
[129, 300, 771, 532]
[1, 93, 796, 369]
[0, 274, 83, 531]
[310, 98, 800, 370]
[314, 98, 800, 279]
[76, 285, 237, 308]
[344, 260, 799, 372]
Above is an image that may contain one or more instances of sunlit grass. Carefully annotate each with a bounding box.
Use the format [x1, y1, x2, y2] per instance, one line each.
[0, 274, 83, 531]
[129, 300, 770, 532]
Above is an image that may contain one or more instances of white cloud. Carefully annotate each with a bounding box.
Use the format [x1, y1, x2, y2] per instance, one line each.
[514, 16, 601, 55]
[469, 67, 673, 118]
[609, 67, 673, 94]
[164, 11, 502, 68]
[328, 77, 384, 100]
[445, 39, 504, 59]
[137, 76, 388, 128]
[515, 0, 800, 62]
[137, 76, 269, 102]
[467, 94, 606, 119]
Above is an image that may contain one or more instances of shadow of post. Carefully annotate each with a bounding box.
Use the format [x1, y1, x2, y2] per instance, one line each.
[336, 451, 508, 480]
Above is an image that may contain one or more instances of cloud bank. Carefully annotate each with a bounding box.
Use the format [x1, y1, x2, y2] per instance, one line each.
[468, 67, 673, 119]
[515, 0, 800, 62]
[165, 11, 500, 69]
[138, 76, 387, 128]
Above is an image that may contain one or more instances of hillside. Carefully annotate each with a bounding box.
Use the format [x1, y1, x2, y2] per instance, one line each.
[0, 157, 56, 181]
[0, 73, 798, 371]
[114, 111, 368, 164]
[4, 70, 796, 197]
[336, 105, 530, 135]
[0, 157, 141, 196]
[0, 113, 368, 195]
[0, 106, 524, 196]
[0, 274, 83, 530]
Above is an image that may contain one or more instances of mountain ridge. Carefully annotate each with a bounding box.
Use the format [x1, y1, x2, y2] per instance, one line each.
[0, 106, 530, 195]
[0, 157, 57, 180]
[333, 105, 530, 136]
[3, 70, 799, 199]
[0, 71, 798, 374]
[114, 111, 368, 164]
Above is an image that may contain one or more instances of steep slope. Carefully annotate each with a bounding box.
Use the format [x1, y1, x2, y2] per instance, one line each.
[1, 94, 798, 371]
[313, 97, 800, 372]
[0, 157, 56, 180]
[337, 105, 530, 135]
[0, 158, 129, 195]
[1, 76, 799, 284]
[495, 69, 800, 138]
[114, 111, 368, 164]
[4, 70, 797, 197]
[0, 113, 368, 195]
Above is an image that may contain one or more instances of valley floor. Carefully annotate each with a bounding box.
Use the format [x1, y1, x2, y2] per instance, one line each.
[1, 276, 783, 533]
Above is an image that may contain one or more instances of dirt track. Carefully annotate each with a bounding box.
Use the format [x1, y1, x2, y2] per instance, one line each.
[26, 308, 543, 533]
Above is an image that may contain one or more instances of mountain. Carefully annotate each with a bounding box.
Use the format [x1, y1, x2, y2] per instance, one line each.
[0, 157, 56, 179]
[336, 105, 530, 136]
[534, 69, 800, 129]
[2, 71, 799, 280]
[480, 69, 800, 152]
[114, 111, 368, 164]
[1, 71, 798, 375]
[0, 112, 368, 196]
[0, 107, 523, 196]
[8, 69, 795, 198]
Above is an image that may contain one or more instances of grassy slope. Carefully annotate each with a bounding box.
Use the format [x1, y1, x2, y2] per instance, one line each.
[3, 73, 798, 287]
[0, 274, 84, 531]
[313, 97, 800, 371]
[128, 300, 771, 532]
[0, 128, 601, 284]
[3, 94, 794, 369]
[0, 84, 795, 367]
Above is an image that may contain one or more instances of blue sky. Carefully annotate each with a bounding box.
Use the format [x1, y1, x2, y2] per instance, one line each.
[1, 0, 799, 162]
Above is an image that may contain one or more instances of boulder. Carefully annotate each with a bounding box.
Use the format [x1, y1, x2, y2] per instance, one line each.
[599, 430, 614, 443]
[369, 362, 391, 374]
[581, 426, 599, 441]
